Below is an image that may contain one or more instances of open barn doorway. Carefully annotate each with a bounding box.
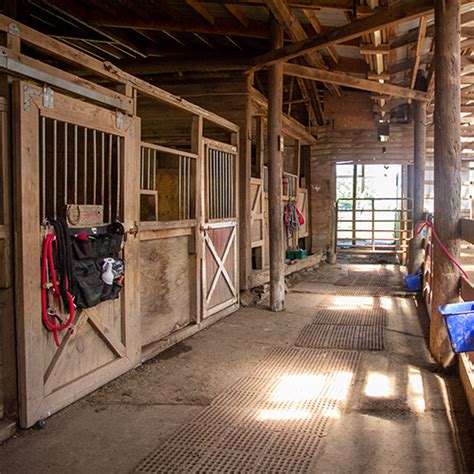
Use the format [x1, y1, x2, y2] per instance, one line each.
[335, 163, 412, 265]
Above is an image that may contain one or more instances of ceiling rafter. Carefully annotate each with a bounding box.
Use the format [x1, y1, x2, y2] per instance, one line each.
[284, 63, 429, 101]
[224, 4, 248, 27]
[186, 0, 215, 24]
[198, 0, 374, 14]
[410, 16, 428, 89]
[250, 0, 435, 70]
[41, 0, 148, 57]
[302, 9, 339, 63]
[264, 0, 341, 97]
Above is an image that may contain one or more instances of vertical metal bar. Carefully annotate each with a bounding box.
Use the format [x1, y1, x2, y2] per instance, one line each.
[210, 149, 213, 220]
[84, 127, 88, 204]
[221, 151, 224, 219]
[117, 136, 121, 219]
[41, 117, 46, 221]
[187, 156, 191, 219]
[108, 133, 112, 220]
[215, 149, 218, 219]
[209, 149, 213, 219]
[74, 124, 78, 205]
[227, 153, 231, 217]
[147, 148, 151, 190]
[93, 130, 97, 205]
[229, 154, 235, 217]
[153, 149, 157, 190]
[140, 146, 144, 189]
[372, 198, 375, 251]
[53, 119, 57, 218]
[221, 152, 227, 217]
[183, 156, 186, 220]
[178, 155, 182, 220]
[225, 152, 229, 217]
[228, 153, 231, 217]
[101, 132, 105, 206]
[64, 122, 68, 206]
[208, 149, 211, 220]
[351, 164, 357, 248]
[217, 150, 221, 219]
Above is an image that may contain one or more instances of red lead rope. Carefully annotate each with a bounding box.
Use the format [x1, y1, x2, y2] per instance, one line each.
[41, 233, 75, 347]
[415, 220, 470, 281]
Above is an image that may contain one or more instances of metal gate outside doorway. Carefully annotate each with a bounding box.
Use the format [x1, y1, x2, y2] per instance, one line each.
[336, 197, 413, 260]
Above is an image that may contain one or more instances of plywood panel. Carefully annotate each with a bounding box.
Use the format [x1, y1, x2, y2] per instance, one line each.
[140, 236, 196, 346]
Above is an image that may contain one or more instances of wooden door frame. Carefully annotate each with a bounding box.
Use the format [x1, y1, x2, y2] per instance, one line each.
[13, 81, 141, 428]
[0, 80, 18, 425]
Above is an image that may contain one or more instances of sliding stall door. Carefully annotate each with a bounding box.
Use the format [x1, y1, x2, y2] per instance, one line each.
[13, 82, 140, 428]
[202, 139, 239, 318]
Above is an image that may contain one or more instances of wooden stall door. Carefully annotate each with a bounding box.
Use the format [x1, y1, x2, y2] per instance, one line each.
[13, 82, 140, 428]
[202, 139, 239, 318]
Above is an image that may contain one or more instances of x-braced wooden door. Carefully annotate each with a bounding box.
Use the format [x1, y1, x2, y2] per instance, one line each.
[202, 138, 239, 318]
[13, 82, 140, 428]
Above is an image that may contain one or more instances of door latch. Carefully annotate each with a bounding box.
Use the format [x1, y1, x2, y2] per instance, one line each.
[126, 221, 139, 240]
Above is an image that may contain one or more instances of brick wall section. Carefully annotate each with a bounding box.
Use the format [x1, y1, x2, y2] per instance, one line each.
[310, 146, 336, 257]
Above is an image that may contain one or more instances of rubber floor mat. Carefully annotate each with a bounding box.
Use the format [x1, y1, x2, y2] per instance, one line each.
[312, 307, 386, 326]
[296, 324, 385, 350]
[135, 348, 360, 473]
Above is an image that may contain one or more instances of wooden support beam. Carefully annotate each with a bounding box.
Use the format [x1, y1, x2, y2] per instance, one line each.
[224, 4, 248, 27]
[250, 0, 434, 70]
[265, 0, 325, 69]
[431, 0, 461, 367]
[390, 24, 434, 50]
[202, 0, 373, 13]
[410, 16, 428, 89]
[359, 43, 391, 55]
[367, 71, 391, 81]
[0, 15, 239, 131]
[238, 76, 253, 290]
[303, 9, 340, 63]
[283, 63, 429, 101]
[267, 16, 285, 312]
[186, 0, 215, 24]
[408, 100, 426, 274]
[264, 0, 341, 96]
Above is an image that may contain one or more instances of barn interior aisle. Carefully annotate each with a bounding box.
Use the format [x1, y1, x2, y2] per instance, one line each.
[0, 264, 472, 473]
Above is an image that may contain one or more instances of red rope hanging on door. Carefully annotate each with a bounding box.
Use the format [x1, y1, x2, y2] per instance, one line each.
[41, 233, 75, 347]
[415, 220, 470, 280]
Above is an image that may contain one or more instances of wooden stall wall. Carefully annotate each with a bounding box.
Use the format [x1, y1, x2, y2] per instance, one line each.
[153, 79, 252, 291]
[137, 137, 200, 361]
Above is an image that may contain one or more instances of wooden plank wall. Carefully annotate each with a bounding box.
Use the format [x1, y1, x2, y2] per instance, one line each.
[312, 124, 415, 165]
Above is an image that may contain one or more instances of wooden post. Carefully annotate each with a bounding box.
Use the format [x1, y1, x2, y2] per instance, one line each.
[238, 75, 253, 290]
[268, 15, 285, 312]
[409, 101, 427, 274]
[192, 115, 203, 323]
[431, 0, 461, 365]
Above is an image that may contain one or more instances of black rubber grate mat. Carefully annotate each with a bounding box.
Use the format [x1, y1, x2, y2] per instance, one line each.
[312, 307, 386, 326]
[295, 324, 385, 350]
[135, 348, 360, 473]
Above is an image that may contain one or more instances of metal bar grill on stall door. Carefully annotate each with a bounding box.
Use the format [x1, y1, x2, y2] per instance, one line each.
[39, 117, 123, 223]
[207, 147, 235, 220]
[140, 144, 195, 221]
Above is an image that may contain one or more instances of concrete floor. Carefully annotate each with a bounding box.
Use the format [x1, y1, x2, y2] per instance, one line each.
[0, 263, 473, 473]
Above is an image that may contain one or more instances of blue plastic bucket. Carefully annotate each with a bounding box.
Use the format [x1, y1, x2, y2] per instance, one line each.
[438, 302, 474, 353]
[403, 273, 422, 292]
